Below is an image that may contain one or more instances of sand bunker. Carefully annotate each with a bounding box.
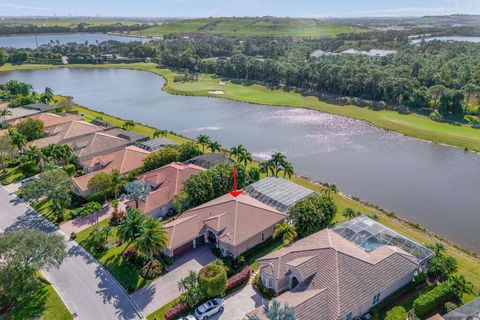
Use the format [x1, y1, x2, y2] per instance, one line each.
[208, 90, 225, 94]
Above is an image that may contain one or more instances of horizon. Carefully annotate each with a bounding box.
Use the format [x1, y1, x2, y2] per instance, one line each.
[1, 0, 480, 18]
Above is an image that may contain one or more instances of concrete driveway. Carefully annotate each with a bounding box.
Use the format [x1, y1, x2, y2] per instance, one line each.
[211, 284, 263, 320]
[131, 246, 215, 316]
[0, 186, 144, 320]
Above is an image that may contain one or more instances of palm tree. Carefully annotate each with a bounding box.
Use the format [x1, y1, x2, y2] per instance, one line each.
[342, 208, 359, 220]
[259, 160, 272, 177]
[322, 183, 338, 196]
[427, 242, 447, 257]
[273, 223, 297, 246]
[153, 129, 168, 138]
[230, 144, 247, 160]
[282, 161, 294, 179]
[196, 134, 210, 153]
[135, 217, 169, 275]
[25, 146, 46, 169]
[237, 150, 253, 166]
[122, 120, 135, 130]
[59, 144, 73, 165]
[117, 208, 145, 252]
[208, 141, 222, 153]
[247, 299, 296, 320]
[271, 152, 287, 176]
[8, 129, 27, 150]
[110, 169, 126, 198]
[40, 87, 54, 104]
[448, 275, 473, 297]
[0, 109, 12, 127]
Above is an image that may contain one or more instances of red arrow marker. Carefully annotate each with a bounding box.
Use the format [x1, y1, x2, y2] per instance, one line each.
[228, 166, 243, 198]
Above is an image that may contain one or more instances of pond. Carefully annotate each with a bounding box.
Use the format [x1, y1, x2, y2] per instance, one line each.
[0, 68, 479, 253]
[412, 36, 480, 44]
[0, 33, 147, 49]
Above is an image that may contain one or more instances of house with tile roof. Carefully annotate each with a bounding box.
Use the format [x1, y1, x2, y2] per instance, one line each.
[9, 112, 83, 128]
[72, 146, 150, 197]
[163, 193, 286, 258]
[29, 120, 104, 148]
[126, 162, 205, 218]
[183, 152, 233, 169]
[66, 131, 130, 162]
[247, 226, 423, 320]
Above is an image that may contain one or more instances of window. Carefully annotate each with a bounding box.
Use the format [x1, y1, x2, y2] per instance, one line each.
[261, 233, 265, 241]
[372, 293, 381, 305]
[346, 312, 353, 320]
[268, 278, 273, 288]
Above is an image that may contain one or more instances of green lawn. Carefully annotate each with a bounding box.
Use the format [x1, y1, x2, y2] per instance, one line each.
[0, 18, 142, 28]
[0, 278, 72, 320]
[0, 166, 25, 185]
[32, 198, 74, 224]
[133, 17, 368, 37]
[75, 219, 149, 292]
[146, 297, 181, 320]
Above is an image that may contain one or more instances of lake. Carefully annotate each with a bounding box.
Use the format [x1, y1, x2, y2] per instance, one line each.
[0, 33, 147, 49]
[412, 36, 480, 44]
[0, 68, 479, 253]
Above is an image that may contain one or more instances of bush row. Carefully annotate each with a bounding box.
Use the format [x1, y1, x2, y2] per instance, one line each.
[413, 283, 456, 318]
[164, 302, 190, 320]
[226, 266, 251, 291]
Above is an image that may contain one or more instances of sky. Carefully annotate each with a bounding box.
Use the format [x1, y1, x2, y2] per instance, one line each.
[1, 0, 480, 18]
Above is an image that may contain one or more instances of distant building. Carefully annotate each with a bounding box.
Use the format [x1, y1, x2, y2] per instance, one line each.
[310, 48, 397, 60]
[29, 121, 104, 148]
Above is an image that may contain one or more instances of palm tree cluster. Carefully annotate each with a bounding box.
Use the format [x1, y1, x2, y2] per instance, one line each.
[259, 152, 294, 178]
[117, 208, 169, 272]
[196, 134, 223, 154]
[246, 299, 296, 320]
[230, 144, 253, 166]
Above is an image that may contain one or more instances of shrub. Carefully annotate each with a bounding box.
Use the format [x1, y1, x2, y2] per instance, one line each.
[63, 163, 76, 176]
[384, 306, 407, 320]
[110, 210, 126, 226]
[413, 283, 456, 318]
[288, 194, 337, 237]
[198, 263, 228, 298]
[143, 146, 180, 172]
[141, 259, 164, 279]
[161, 254, 174, 266]
[164, 302, 190, 320]
[74, 201, 102, 217]
[413, 272, 428, 286]
[226, 266, 251, 291]
[253, 273, 276, 299]
[444, 301, 458, 313]
[122, 247, 137, 263]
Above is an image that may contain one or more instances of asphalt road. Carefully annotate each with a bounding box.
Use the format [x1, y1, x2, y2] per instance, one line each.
[0, 186, 144, 320]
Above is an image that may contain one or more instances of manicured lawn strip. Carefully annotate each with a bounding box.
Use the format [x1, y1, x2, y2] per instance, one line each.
[32, 198, 74, 223]
[243, 238, 284, 271]
[0, 278, 72, 320]
[2, 63, 480, 151]
[75, 219, 149, 292]
[0, 166, 25, 185]
[146, 297, 181, 320]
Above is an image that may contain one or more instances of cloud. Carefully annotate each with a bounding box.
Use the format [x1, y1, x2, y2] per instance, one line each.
[1, 2, 52, 11]
[335, 6, 455, 17]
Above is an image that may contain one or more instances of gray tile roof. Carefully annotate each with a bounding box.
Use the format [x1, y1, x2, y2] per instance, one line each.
[443, 296, 480, 320]
[22, 103, 56, 112]
[183, 153, 233, 169]
[104, 128, 148, 143]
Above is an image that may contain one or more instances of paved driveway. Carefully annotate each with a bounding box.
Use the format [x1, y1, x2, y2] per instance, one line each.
[211, 284, 263, 320]
[0, 186, 144, 320]
[131, 246, 215, 316]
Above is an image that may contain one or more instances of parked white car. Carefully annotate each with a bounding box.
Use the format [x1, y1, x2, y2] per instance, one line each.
[194, 298, 224, 320]
[180, 316, 196, 320]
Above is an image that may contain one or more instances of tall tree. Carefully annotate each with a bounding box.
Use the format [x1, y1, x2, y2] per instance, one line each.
[288, 195, 337, 237]
[0, 108, 12, 127]
[135, 217, 169, 275]
[0, 135, 17, 173]
[20, 168, 73, 221]
[87, 172, 113, 204]
[117, 208, 145, 252]
[124, 180, 150, 208]
[208, 140, 222, 153]
[153, 129, 168, 138]
[273, 223, 297, 246]
[196, 134, 211, 153]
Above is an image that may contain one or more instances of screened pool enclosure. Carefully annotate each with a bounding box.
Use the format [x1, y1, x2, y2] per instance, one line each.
[333, 215, 434, 265]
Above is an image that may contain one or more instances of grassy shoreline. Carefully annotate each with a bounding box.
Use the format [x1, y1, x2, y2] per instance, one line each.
[0, 63, 479, 292]
[1, 63, 480, 152]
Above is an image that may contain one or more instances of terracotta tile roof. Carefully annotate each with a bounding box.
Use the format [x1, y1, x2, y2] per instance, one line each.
[427, 315, 445, 320]
[67, 132, 130, 161]
[164, 193, 286, 251]
[256, 228, 419, 320]
[73, 146, 150, 192]
[132, 162, 205, 214]
[9, 113, 83, 128]
[30, 121, 103, 148]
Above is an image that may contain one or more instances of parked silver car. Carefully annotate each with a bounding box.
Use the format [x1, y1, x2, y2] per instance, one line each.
[194, 298, 224, 320]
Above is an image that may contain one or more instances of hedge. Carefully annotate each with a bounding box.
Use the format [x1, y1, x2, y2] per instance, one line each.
[164, 302, 190, 320]
[226, 266, 251, 291]
[413, 283, 455, 318]
[384, 306, 407, 320]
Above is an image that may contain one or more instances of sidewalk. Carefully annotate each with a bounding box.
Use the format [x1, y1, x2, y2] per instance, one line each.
[60, 200, 127, 235]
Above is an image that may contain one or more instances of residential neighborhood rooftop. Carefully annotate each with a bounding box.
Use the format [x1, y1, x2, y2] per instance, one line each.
[21, 102, 56, 112]
[138, 137, 178, 152]
[105, 128, 149, 143]
[3, 107, 40, 123]
[9, 112, 83, 128]
[245, 177, 316, 212]
[67, 131, 130, 161]
[30, 120, 104, 148]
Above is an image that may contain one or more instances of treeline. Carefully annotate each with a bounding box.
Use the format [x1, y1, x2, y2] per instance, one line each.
[0, 23, 150, 36]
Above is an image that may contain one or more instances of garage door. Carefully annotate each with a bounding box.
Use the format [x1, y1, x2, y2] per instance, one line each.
[173, 241, 193, 256]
